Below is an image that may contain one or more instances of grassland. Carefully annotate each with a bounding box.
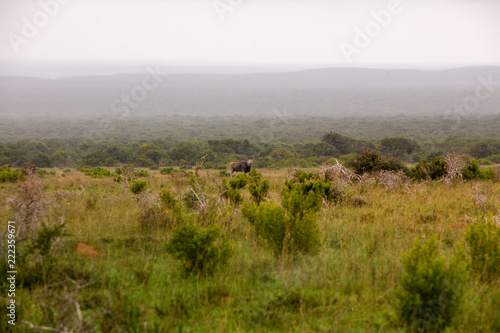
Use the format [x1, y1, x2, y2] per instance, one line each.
[1, 167, 500, 332]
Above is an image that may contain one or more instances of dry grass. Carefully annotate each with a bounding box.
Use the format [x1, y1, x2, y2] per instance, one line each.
[1, 167, 499, 332]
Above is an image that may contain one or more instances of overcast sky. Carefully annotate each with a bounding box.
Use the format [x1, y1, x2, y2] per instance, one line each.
[1, 0, 499, 76]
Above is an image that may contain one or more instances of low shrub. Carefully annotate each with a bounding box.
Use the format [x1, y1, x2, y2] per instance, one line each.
[0, 167, 25, 182]
[221, 173, 249, 205]
[346, 149, 408, 175]
[84, 167, 112, 178]
[166, 224, 234, 276]
[395, 235, 468, 332]
[217, 170, 231, 177]
[282, 174, 336, 215]
[410, 157, 447, 181]
[130, 180, 147, 194]
[243, 201, 320, 257]
[249, 179, 270, 205]
[134, 169, 149, 177]
[464, 218, 500, 282]
[160, 167, 176, 175]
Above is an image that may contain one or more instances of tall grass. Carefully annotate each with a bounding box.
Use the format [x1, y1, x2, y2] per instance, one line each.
[0, 168, 499, 332]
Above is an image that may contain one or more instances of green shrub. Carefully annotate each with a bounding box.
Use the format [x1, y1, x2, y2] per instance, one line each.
[229, 173, 248, 189]
[134, 169, 149, 177]
[140, 189, 187, 230]
[477, 158, 494, 165]
[84, 166, 112, 178]
[282, 176, 335, 216]
[243, 197, 321, 257]
[462, 158, 483, 180]
[130, 180, 147, 194]
[166, 224, 234, 276]
[0, 168, 25, 182]
[221, 174, 249, 205]
[464, 218, 500, 282]
[243, 202, 287, 256]
[217, 170, 230, 177]
[249, 179, 270, 205]
[410, 157, 447, 181]
[160, 166, 175, 174]
[346, 149, 408, 175]
[6, 222, 68, 288]
[395, 235, 468, 332]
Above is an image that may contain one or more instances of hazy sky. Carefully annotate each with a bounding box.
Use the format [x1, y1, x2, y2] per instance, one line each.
[1, 0, 499, 76]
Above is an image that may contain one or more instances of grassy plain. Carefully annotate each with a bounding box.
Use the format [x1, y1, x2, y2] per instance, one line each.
[1, 167, 500, 332]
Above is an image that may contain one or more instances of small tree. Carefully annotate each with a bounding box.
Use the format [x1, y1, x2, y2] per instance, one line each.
[166, 224, 234, 276]
[395, 235, 468, 332]
[464, 218, 500, 282]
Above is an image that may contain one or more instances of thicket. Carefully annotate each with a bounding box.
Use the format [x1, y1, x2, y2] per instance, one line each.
[242, 171, 335, 257]
[1, 128, 500, 170]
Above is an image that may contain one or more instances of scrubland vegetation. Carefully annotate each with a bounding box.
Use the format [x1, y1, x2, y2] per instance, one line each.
[1, 147, 499, 332]
[2, 115, 500, 171]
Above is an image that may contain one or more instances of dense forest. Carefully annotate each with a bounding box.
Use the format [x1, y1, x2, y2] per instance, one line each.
[2, 115, 500, 169]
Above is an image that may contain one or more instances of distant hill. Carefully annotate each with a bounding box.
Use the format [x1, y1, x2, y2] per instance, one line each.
[1, 67, 499, 118]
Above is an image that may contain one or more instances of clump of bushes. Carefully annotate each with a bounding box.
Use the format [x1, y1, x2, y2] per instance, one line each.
[464, 218, 500, 282]
[160, 166, 176, 175]
[139, 188, 187, 230]
[82, 166, 112, 178]
[395, 235, 468, 332]
[134, 169, 149, 177]
[410, 157, 447, 181]
[130, 180, 148, 194]
[221, 174, 248, 205]
[0, 167, 25, 182]
[217, 170, 231, 177]
[346, 149, 408, 175]
[249, 177, 270, 205]
[243, 171, 325, 257]
[166, 224, 234, 276]
[37, 169, 56, 177]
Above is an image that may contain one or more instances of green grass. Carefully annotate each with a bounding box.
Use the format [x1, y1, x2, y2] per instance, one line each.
[1, 168, 499, 332]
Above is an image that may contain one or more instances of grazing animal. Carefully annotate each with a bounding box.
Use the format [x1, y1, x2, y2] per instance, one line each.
[229, 159, 254, 176]
[2, 164, 11, 168]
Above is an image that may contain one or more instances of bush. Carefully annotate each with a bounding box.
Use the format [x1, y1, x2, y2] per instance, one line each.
[346, 149, 408, 175]
[160, 167, 175, 175]
[464, 218, 500, 282]
[247, 170, 270, 205]
[243, 175, 323, 258]
[410, 157, 447, 181]
[130, 180, 147, 194]
[249, 179, 270, 205]
[477, 158, 494, 165]
[243, 202, 287, 256]
[134, 169, 149, 177]
[84, 167, 112, 178]
[166, 224, 234, 276]
[282, 173, 338, 215]
[229, 173, 248, 189]
[395, 235, 468, 332]
[217, 170, 231, 177]
[0, 168, 25, 182]
[221, 174, 249, 205]
[243, 200, 320, 257]
[139, 189, 187, 230]
[0, 221, 67, 289]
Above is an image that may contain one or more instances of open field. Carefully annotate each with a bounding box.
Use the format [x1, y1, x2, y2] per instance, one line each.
[1, 167, 500, 332]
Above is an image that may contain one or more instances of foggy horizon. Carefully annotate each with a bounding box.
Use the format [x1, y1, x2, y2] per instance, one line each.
[1, 0, 500, 78]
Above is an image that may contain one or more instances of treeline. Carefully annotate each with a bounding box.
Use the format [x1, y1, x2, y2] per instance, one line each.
[1, 132, 500, 169]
